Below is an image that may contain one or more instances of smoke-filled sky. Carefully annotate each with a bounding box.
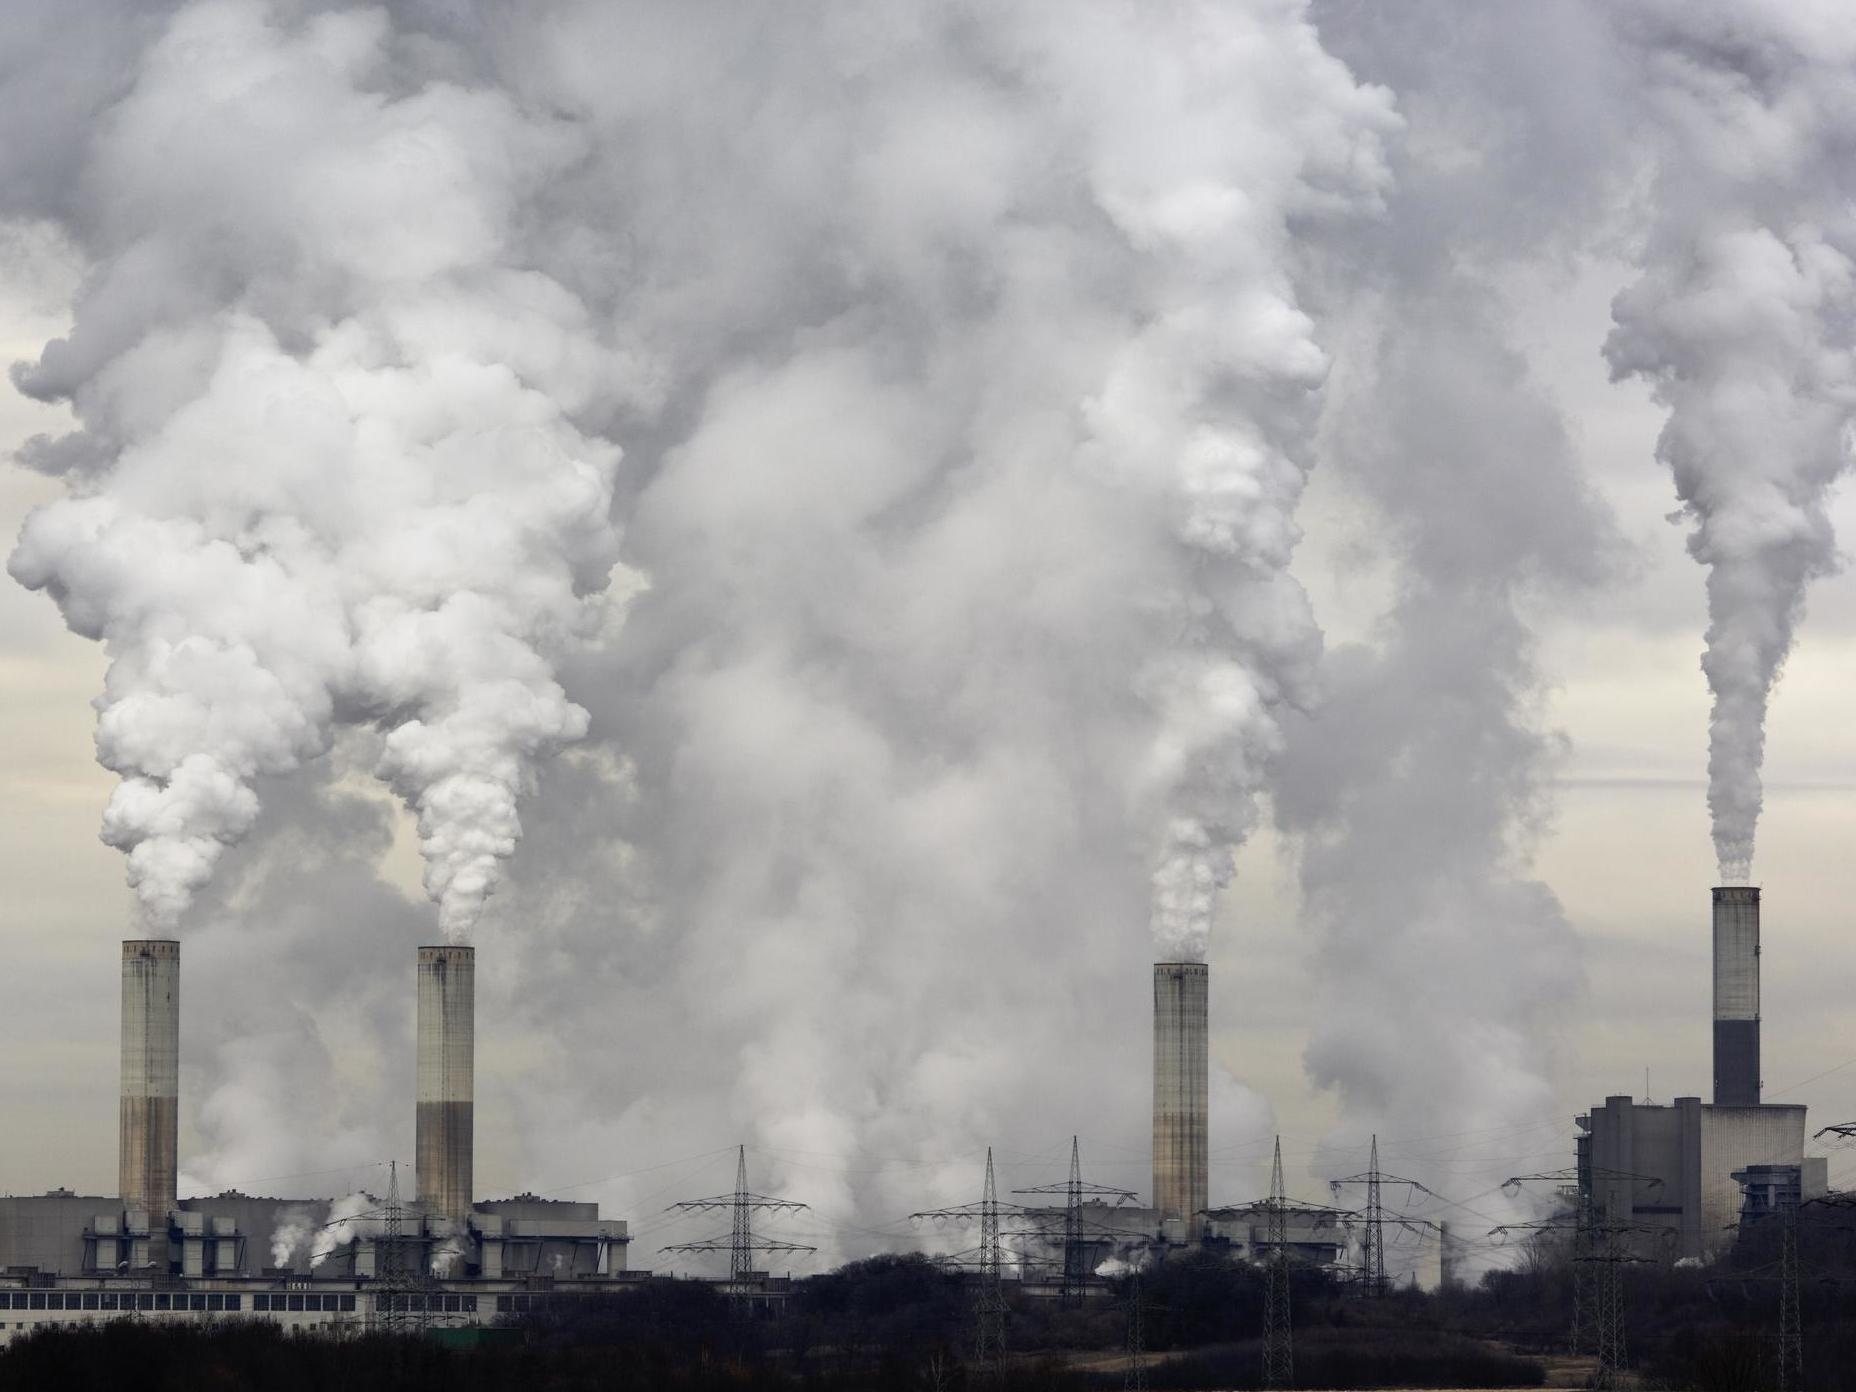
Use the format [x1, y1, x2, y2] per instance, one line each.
[5, 0, 1856, 1283]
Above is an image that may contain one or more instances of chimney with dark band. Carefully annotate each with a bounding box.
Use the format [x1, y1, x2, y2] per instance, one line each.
[1713, 886, 1760, 1107]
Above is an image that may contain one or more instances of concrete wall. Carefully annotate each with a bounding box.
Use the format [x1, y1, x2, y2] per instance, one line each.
[119, 940, 179, 1224]
[0, 1195, 112, 1276]
[1153, 963, 1208, 1241]
[1699, 1104, 1805, 1253]
[417, 947, 474, 1223]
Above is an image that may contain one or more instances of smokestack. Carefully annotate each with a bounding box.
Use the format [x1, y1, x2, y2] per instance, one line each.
[120, 939, 179, 1223]
[1713, 886, 1760, 1107]
[1153, 961, 1209, 1240]
[416, 945, 474, 1221]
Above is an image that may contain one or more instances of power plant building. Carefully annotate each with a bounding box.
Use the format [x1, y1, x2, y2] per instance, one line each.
[1576, 888, 1828, 1261]
[0, 941, 630, 1342]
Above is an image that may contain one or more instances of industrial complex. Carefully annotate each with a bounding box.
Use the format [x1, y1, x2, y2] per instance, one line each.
[0, 884, 1830, 1339]
[0, 941, 630, 1340]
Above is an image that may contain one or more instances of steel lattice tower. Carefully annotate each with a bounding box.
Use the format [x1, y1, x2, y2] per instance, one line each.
[975, 1148, 1007, 1378]
[1262, 1137, 1293, 1389]
[1501, 1166, 1666, 1390]
[1777, 1198, 1803, 1392]
[1013, 1136, 1137, 1305]
[663, 1145, 816, 1306]
[374, 1160, 426, 1333]
[1569, 1181, 1594, 1355]
[1123, 1268, 1149, 1392]
[1064, 1137, 1084, 1301]
[910, 1147, 1029, 1379]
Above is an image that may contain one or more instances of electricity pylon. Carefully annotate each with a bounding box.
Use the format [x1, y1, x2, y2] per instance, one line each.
[1013, 1136, 1138, 1305]
[1498, 1166, 1668, 1390]
[1123, 1267, 1153, 1392]
[1778, 1198, 1803, 1392]
[662, 1145, 816, 1309]
[910, 1147, 1034, 1378]
[1328, 1135, 1429, 1296]
[1262, 1138, 1294, 1388]
[374, 1160, 427, 1333]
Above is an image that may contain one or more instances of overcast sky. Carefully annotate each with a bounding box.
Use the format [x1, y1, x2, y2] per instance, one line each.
[4, 1, 1856, 1281]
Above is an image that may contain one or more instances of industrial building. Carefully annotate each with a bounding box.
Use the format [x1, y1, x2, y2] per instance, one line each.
[1576, 888, 1828, 1261]
[0, 940, 631, 1342]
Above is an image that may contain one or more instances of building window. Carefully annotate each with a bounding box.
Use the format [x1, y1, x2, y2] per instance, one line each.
[99, 1294, 117, 1311]
[82, 1294, 98, 1310]
[137, 1294, 154, 1311]
[154, 1294, 170, 1311]
[44, 1295, 62, 1311]
[226, 1295, 242, 1312]
[28, 1295, 43, 1310]
[287, 1294, 304, 1312]
[462, 1296, 476, 1313]
[495, 1296, 510, 1313]
[339, 1295, 355, 1312]
[190, 1294, 206, 1311]
[253, 1294, 270, 1311]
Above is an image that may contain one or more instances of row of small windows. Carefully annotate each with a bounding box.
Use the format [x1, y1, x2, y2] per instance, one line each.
[5, 1292, 249, 1312]
[377, 1294, 475, 1313]
[250, 1294, 358, 1312]
[0, 1290, 490, 1316]
[5, 1292, 246, 1311]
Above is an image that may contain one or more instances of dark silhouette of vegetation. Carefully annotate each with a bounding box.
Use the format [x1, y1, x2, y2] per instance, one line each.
[29, 1225, 1856, 1391]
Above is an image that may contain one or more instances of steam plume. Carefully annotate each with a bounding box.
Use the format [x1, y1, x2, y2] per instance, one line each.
[1289, 0, 1626, 1242]
[6, 1, 626, 937]
[1604, 1, 1856, 882]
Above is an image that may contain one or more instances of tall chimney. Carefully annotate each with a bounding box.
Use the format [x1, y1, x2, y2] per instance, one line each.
[1713, 886, 1760, 1107]
[1153, 961, 1209, 1240]
[120, 939, 180, 1223]
[416, 945, 474, 1221]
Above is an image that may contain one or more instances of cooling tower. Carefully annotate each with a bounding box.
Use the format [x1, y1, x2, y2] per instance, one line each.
[1153, 961, 1209, 1240]
[416, 945, 474, 1221]
[1713, 887, 1760, 1107]
[120, 939, 180, 1223]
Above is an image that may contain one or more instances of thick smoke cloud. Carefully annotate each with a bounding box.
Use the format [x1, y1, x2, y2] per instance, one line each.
[4, 0, 1394, 1253]
[7, 1, 627, 937]
[1289, 0, 1629, 1249]
[1605, 0, 1856, 882]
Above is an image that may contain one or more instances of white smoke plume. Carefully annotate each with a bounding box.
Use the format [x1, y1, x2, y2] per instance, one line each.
[311, 1191, 378, 1269]
[429, 1233, 466, 1277]
[4, 0, 1395, 1255]
[1284, 0, 1629, 1259]
[6, 1, 627, 937]
[269, 1206, 313, 1269]
[1604, 1, 1856, 882]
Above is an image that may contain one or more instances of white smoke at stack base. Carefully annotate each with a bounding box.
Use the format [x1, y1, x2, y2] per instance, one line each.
[6, 2, 630, 939]
[310, 1192, 378, 1269]
[1603, 1, 1856, 884]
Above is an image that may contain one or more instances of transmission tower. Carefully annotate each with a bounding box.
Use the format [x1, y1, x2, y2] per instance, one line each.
[662, 1145, 816, 1304]
[1262, 1137, 1293, 1389]
[1013, 1136, 1138, 1306]
[373, 1160, 427, 1333]
[1327, 1135, 1430, 1296]
[910, 1147, 1032, 1379]
[1123, 1267, 1151, 1392]
[1777, 1196, 1803, 1392]
[975, 1148, 1007, 1378]
[1498, 1166, 1668, 1390]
